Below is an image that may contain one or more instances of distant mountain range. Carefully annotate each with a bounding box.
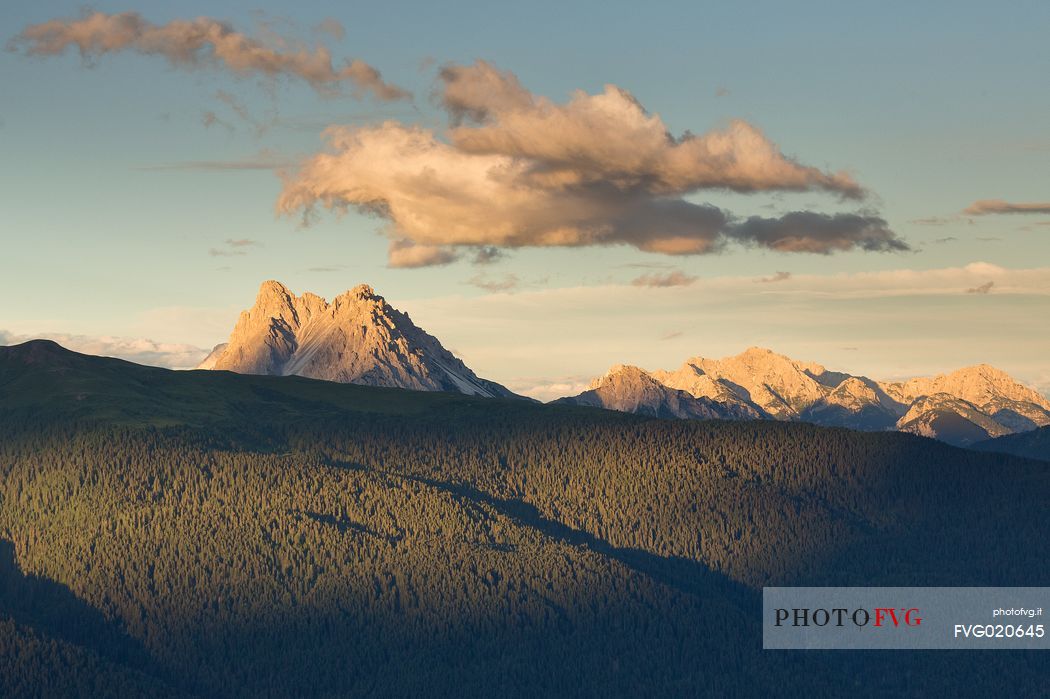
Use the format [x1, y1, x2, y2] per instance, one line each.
[198, 280, 524, 399]
[557, 347, 1050, 446]
[11, 279, 1045, 448]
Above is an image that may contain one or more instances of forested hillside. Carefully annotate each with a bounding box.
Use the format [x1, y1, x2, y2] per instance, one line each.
[974, 426, 1050, 462]
[1, 341, 1048, 696]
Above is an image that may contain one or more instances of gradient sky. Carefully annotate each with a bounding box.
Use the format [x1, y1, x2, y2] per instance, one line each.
[1, 1, 1048, 399]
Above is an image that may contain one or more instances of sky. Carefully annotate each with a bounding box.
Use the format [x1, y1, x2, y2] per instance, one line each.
[1, 1, 1048, 400]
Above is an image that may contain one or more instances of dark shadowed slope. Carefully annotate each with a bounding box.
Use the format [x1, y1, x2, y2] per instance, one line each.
[973, 425, 1050, 462]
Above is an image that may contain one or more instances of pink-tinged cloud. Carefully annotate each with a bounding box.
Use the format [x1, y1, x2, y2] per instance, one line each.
[279, 61, 904, 265]
[14, 11, 409, 101]
[964, 200, 1050, 216]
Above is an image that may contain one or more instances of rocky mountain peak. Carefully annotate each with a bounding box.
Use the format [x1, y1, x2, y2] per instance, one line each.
[198, 280, 523, 400]
[590, 364, 650, 390]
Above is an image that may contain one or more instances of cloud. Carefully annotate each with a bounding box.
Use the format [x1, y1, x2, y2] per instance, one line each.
[0, 330, 209, 369]
[13, 11, 409, 101]
[631, 270, 697, 287]
[387, 239, 459, 268]
[910, 215, 972, 226]
[215, 89, 267, 135]
[728, 212, 908, 253]
[468, 273, 520, 293]
[315, 18, 345, 41]
[933, 236, 957, 244]
[438, 61, 862, 197]
[209, 238, 261, 257]
[621, 262, 675, 269]
[503, 376, 594, 403]
[472, 246, 504, 265]
[964, 200, 1050, 216]
[966, 281, 994, 294]
[757, 271, 792, 283]
[201, 110, 233, 133]
[278, 61, 904, 266]
[138, 149, 293, 171]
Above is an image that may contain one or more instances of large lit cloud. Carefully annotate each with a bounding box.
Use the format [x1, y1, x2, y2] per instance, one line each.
[280, 61, 904, 265]
[440, 62, 863, 197]
[13, 11, 409, 101]
[964, 200, 1050, 216]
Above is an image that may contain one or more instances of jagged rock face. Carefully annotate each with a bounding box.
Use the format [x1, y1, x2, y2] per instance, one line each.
[652, 347, 901, 423]
[563, 348, 1049, 446]
[554, 365, 752, 420]
[198, 280, 521, 399]
[800, 377, 903, 431]
[880, 366, 1050, 432]
[895, 394, 1013, 446]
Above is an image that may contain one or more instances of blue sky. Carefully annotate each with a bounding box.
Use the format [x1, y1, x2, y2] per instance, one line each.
[1, 1, 1048, 397]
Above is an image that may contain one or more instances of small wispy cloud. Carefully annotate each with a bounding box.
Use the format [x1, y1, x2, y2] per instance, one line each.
[468, 273, 520, 293]
[757, 271, 792, 283]
[631, 270, 697, 288]
[472, 246, 504, 265]
[964, 200, 1050, 216]
[201, 110, 234, 133]
[910, 215, 972, 226]
[314, 18, 345, 41]
[388, 239, 459, 268]
[13, 11, 410, 101]
[660, 330, 684, 341]
[209, 238, 261, 257]
[965, 281, 994, 294]
[138, 149, 293, 172]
